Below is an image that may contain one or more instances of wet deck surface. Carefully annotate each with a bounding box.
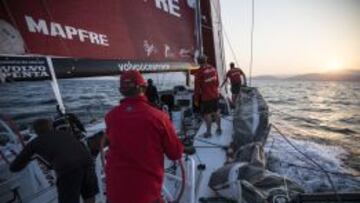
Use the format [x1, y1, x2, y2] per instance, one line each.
[192, 116, 233, 199]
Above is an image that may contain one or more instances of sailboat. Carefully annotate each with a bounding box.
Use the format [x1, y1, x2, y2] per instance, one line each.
[1, 0, 359, 203]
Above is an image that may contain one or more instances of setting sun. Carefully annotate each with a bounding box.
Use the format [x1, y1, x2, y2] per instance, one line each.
[326, 60, 344, 72]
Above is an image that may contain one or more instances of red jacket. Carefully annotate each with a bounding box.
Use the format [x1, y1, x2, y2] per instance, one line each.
[105, 96, 183, 203]
[194, 65, 219, 102]
[226, 68, 244, 85]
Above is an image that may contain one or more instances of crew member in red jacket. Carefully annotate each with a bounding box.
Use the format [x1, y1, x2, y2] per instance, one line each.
[105, 70, 183, 203]
[194, 55, 222, 138]
[221, 62, 247, 105]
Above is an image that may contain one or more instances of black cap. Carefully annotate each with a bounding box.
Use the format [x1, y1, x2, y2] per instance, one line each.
[147, 78, 153, 84]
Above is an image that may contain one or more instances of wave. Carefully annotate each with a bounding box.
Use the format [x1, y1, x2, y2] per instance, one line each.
[268, 100, 287, 104]
[339, 116, 360, 125]
[318, 125, 358, 135]
[299, 107, 333, 113]
[329, 100, 355, 106]
[281, 116, 321, 125]
[38, 98, 57, 105]
[266, 133, 360, 192]
[280, 116, 357, 135]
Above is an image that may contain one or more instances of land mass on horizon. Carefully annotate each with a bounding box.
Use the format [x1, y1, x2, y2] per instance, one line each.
[253, 69, 360, 81]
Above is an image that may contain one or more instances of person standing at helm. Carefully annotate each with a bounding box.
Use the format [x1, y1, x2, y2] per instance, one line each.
[105, 70, 183, 203]
[194, 55, 222, 138]
[221, 62, 247, 105]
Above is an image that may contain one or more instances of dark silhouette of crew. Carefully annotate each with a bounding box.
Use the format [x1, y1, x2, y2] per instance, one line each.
[10, 118, 98, 203]
[145, 78, 160, 106]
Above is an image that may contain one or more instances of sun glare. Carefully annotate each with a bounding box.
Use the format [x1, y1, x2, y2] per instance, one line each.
[326, 60, 344, 72]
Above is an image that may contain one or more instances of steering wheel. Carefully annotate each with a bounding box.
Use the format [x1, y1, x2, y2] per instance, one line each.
[163, 159, 186, 203]
[1, 116, 25, 147]
[99, 136, 187, 203]
[0, 132, 11, 146]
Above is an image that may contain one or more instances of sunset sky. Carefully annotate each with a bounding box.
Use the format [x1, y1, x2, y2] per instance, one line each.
[220, 0, 360, 76]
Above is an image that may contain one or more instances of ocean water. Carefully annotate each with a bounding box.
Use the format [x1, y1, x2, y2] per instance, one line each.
[253, 80, 360, 168]
[0, 78, 359, 191]
[0, 73, 186, 127]
[253, 80, 360, 192]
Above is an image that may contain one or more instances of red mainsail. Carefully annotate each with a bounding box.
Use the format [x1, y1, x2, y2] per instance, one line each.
[0, 0, 196, 61]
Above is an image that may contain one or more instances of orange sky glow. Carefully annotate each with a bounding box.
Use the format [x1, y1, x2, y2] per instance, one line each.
[221, 0, 360, 76]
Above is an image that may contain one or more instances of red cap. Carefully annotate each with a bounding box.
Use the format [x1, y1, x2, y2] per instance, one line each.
[120, 70, 146, 91]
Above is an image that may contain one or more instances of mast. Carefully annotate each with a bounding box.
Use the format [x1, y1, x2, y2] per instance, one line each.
[185, 0, 204, 87]
[208, 0, 226, 79]
[195, 0, 204, 57]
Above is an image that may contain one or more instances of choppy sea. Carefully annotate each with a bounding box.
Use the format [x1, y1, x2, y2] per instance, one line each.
[253, 80, 360, 192]
[0, 75, 359, 192]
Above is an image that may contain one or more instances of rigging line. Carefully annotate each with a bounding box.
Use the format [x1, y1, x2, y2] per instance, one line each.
[208, 0, 241, 69]
[280, 160, 360, 178]
[269, 118, 356, 173]
[223, 29, 240, 68]
[272, 124, 342, 203]
[268, 141, 319, 175]
[270, 123, 323, 166]
[249, 0, 255, 87]
[195, 153, 203, 164]
[267, 132, 318, 169]
[1, 0, 29, 52]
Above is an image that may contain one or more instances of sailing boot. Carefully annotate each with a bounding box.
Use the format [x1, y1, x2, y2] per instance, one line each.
[203, 132, 212, 138]
[215, 128, 222, 136]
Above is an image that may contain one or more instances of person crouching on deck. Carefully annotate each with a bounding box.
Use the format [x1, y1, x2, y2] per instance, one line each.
[104, 70, 183, 203]
[221, 62, 247, 106]
[10, 118, 99, 203]
[194, 55, 222, 138]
